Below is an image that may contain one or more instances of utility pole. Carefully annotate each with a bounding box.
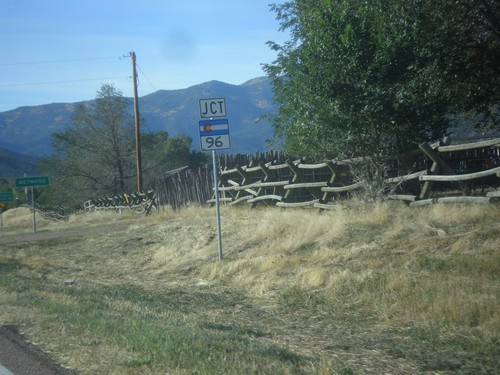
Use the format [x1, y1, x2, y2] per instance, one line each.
[130, 51, 143, 192]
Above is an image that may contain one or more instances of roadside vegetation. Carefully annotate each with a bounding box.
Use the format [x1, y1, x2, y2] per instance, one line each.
[0, 201, 498, 374]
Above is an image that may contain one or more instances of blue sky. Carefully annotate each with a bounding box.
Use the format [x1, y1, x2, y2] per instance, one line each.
[0, 0, 287, 112]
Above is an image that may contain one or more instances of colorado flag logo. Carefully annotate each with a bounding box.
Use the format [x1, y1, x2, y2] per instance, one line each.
[199, 119, 229, 136]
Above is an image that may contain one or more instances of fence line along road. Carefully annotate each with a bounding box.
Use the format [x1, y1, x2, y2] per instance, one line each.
[206, 136, 499, 209]
[77, 136, 500, 214]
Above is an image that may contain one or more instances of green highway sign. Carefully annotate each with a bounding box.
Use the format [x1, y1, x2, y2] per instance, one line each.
[15, 176, 50, 187]
[0, 192, 13, 202]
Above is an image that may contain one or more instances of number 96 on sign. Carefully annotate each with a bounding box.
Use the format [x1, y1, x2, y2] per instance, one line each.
[199, 119, 231, 151]
[201, 134, 230, 151]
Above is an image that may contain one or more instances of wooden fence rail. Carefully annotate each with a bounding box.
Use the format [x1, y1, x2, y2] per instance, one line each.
[84, 189, 157, 214]
[28, 202, 70, 221]
[207, 137, 500, 209]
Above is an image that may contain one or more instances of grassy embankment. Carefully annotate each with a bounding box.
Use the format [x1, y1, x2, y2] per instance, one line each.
[0, 201, 499, 374]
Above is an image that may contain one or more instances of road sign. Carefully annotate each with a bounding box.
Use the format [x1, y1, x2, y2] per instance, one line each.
[0, 192, 13, 202]
[199, 119, 231, 151]
[199, 98, 226, 118]
[15, 176, 50, 187]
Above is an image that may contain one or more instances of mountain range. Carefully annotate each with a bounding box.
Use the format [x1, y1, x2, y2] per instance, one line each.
[0, 76, 278, 160]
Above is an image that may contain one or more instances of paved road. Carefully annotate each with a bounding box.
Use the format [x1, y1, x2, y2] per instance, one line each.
[0, 364, 13, 375]
[0, 326, 75, 375]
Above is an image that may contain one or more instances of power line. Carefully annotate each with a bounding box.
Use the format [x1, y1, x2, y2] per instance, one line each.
[0, 76, 131, 88]
[136, 63, 157, 92]
[1, 54, 158, 92]
[0, 56, 122, 67]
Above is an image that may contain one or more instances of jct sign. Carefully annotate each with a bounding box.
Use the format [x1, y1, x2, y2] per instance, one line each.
[198, 97, 231, 151]
[199, 98, 226, 118]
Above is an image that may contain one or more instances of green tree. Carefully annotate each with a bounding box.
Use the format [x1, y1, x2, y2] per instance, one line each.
[141, 131, 207, 188]
[40, 84, 136, 204]
[414, 0, 499, 129]
[264, 0, 499, 159]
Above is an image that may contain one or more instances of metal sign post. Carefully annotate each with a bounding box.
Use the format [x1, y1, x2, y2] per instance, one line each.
[212, 150, 223, 261]
[0, 205, 4, 233]
[31, 187, 36, 233]
[15, 176, 50, 234]
[199, 98, 230, 261]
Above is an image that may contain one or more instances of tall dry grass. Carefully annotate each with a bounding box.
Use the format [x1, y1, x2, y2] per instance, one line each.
[1, 206, 139, 234]
[192, 201, 499, 335]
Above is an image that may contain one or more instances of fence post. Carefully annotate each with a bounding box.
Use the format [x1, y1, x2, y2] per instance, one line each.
[284, 159, 302, 201]
[419, 138, 452, 199]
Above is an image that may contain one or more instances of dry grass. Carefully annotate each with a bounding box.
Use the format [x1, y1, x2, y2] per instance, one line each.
[0, 201, 499, 374]
[198, 203, 499, 329]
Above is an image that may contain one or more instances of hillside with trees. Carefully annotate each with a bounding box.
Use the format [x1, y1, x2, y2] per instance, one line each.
[38, 85, 206, 206]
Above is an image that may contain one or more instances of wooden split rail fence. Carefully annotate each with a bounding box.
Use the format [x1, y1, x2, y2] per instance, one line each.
[208, 137, 500, 209]
[27, 202, 70, 221]
[84, 189, 157, 214]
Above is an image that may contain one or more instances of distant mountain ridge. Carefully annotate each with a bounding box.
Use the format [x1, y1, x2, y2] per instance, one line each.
[0, 76, 277, 157]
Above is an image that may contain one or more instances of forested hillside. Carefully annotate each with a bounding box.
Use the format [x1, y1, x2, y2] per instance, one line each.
[0, 148, 38, 178]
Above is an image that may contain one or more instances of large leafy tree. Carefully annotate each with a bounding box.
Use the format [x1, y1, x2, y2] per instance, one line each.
[264, 0, 499, 159]
[40, 84, 136, 204]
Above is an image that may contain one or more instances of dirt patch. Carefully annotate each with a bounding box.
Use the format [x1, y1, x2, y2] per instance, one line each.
[0, 222, 131, 246]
